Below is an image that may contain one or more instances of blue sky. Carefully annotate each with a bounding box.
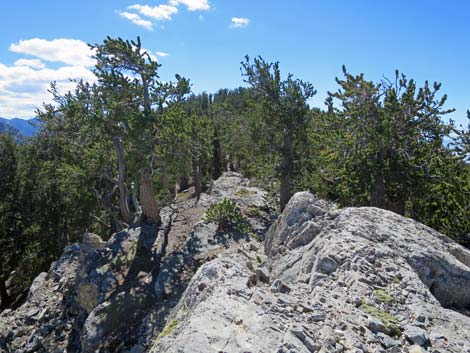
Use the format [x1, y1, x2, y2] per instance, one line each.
[0, 0, 469, 126]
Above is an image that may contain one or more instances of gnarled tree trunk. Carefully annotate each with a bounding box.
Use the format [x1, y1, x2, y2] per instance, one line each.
[192, 158, 203, 199]
[112, 135, 133, 224]
[130, 182, 142, 217]
[160, 164, 172, 201]
[139, 167, 160, 224]
[388, 199, 406, 216]
[0, 277, 11, 309]
[280, 173, 293, 212]
[370, 173, 385, 209]
[178, 175, 189, 192]
[280, 133, 294, 211]
[212, 136, 222, 179]
[91, 185, 122, 233]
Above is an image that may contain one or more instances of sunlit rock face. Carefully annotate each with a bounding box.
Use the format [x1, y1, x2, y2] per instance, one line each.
[2, 176, 470, 353]
[0, 172, 276, 353]
[153, 192, 470, 353]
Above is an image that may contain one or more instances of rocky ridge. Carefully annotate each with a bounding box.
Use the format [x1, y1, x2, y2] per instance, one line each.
[1, 174, 470, 352]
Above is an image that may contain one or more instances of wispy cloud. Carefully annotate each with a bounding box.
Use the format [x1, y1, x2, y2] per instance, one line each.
[156, 51, 169, 57]
[9, 38, 95, 67]
[128, 4, 178, 21]
[14, 58, 45, 69]
[118, 11, 154, 30]
[168, 0, 210, 11]
[230, 17, 250, 28]
[119, 0, 210, 29]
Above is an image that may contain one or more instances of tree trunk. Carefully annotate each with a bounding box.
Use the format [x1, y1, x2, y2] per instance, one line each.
[280, 173, 293, 212]
[370, 174, 385, 208]
[0, 277, 11, 309]
[112, 135, 133, 224]
[139, 168, 161, 224]
[280, 133, 294, 212]
[192, 158, 203, 199]
[130, 182, 142, 216]
[212, 136, 222, 180]
[388, 199, 406, 216]
[142, 79, 150, 114]
[160, 164, 171, 200]
[91, 185, 123, 233]
[179, 175, 189, 192]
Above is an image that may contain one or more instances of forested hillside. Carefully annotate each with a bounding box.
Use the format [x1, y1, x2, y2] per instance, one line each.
[1, 36, 469, 307]
[0, 118, 39, 137]
[0, 122, 24, 143]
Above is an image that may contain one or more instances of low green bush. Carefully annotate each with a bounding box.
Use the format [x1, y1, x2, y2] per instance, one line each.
[206, 198, 250, 234]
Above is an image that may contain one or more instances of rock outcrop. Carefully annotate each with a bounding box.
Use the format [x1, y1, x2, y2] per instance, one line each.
[0, 172, 275, 353]
[2, 175, 470, 353]
[150, 192, 470, 353]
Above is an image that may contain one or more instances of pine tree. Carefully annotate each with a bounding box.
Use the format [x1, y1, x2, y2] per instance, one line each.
[241, 56, 316, 210]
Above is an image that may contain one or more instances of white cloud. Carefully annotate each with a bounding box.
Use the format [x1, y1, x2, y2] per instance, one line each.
[230, 17, 250, 28]
[1, 37, 171, 118]
[119, 11, 154, 30]
[1, 39, 97, 118]
[168, 0, 210, 11]
[0, 91, 52, 117]
[0, 79, 86, 118]
[128, 4, 178, 21]
[14, 58, 46, 69]
[9, 38, 95, 67]
[120, 0, 209, 29]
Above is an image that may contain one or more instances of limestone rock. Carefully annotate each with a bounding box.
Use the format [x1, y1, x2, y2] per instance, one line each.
[368, 317, 386, 334]
[2, 182, 470, 353]
[404, 325, 428, 346]
[0, 173, 275, 353]
[151, 191, 470, 353]
[377, 332, 398, 348]
[316, 256, 338, 275]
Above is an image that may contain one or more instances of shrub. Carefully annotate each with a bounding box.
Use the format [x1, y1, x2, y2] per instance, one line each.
[206, 198, 248, 233]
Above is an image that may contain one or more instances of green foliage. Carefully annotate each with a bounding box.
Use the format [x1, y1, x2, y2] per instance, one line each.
[314, 68, 455, 211]
[157, 101, 214, 196]
[206, 198, 249, 233]
[2, 36, 470, 307]
[241, 55, 316, 210]
[0, 131, 99, 293]
[0, 133, 21, 290]
[299, 67, 469, 246]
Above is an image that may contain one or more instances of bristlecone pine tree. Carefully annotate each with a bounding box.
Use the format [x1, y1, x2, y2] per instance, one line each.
[241, 55, 316, 211]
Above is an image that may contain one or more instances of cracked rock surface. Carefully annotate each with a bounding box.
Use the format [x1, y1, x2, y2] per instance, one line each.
[153, 192, 470, 353]
[0, 173, 275, 353]
[2, 177, 470, 353]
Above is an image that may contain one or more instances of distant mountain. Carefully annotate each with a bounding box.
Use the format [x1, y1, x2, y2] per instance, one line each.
[0, 117, 40, 137]
[0, 121, 25, 143]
